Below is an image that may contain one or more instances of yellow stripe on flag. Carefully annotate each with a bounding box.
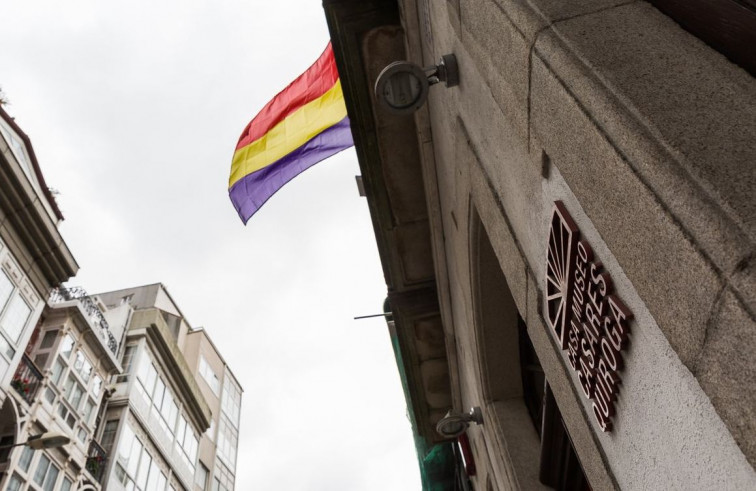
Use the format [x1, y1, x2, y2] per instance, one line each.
[229, 80, 347, 187]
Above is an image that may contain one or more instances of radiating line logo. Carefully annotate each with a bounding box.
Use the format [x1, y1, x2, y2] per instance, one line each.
[545, 201, 634, 432]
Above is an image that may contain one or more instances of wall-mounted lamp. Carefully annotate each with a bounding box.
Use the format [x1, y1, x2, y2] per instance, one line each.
[374, 54, 459, 115]
[436, 406, 483, 438]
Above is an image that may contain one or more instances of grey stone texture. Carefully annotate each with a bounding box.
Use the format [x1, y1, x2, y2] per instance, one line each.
[532, 0, 756, 284]
[541, 165, 756, 489]
[414, 316, 447, 360]
[418, 0, 756, 481]
[460, 0, 533, 139]
[730, 256, 756, 319]
[420, 358, 453, 409]
[470, 160, 528, 318]
[527, 1, 756, 465]
[539, 3, 756, 242]
[530, 50, 724, 369]
[333, 0, 756, 485]
[395, 221, 435, 282]
[695, 289, 756, 466]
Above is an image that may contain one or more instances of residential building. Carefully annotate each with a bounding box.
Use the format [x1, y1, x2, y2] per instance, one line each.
[324, 0, 755, 489]
[0, 288, 125, 491]
[0, 92, 239, 491]
[0, 282, 240, 491]
[93, 284, 240, 491]
[183, 329, 242, 491]
[0, 105, 78, 482]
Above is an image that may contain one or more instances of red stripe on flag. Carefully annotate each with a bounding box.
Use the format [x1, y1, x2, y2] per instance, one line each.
[235, 43, 340, 150]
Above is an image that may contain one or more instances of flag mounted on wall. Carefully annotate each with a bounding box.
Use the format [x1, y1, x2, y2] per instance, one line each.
[228, 42, 354, 224]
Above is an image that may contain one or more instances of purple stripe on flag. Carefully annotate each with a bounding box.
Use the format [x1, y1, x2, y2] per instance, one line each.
[228, 117, 353, 224]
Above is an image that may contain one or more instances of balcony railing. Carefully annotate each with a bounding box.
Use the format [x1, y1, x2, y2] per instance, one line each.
[11, 354, 43, 405]
[50, 287, 118, 355]
[85, 440, 108, 483]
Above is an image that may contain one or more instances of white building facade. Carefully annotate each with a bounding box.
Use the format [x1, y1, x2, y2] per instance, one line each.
[95, 284, 239, 491]
[0, 290, 123, 491]
[183, 329, 242, 491]
[0, 105, 78, 488]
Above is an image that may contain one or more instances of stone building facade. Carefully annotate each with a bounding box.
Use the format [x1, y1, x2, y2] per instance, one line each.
[324, 0, 756, 489]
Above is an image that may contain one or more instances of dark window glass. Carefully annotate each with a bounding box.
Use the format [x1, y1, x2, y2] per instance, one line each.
[518, 316, 545, 433]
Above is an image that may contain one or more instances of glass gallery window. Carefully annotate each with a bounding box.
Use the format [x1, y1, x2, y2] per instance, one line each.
[221, 377, 241, 426]
[135, 351, 180, 440]
[175, 414, 199, 471]
[32, 329, 59, 368]
[33, 453, 60, 491]
[0, 270, 32, 360]
[0, 116, 35, 182]
[199, 356, 220, 396]
[113, 423, 168, 491]
[44, 332, 103, 446]
[216, 414, 238, 467]
[116, 344, 137, 383]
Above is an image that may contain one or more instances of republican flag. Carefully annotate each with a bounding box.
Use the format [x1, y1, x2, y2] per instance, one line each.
[228, 42, 354, 223]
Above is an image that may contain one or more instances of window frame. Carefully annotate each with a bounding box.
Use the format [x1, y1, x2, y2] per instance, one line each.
[0, 270, 33, 361]
[199, 356, 220, 396]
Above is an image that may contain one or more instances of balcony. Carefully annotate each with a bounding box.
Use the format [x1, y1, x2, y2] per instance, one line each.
[49, 287, 118, 355]
[11, 354, 43, 405]
[85, 440, 108, 483]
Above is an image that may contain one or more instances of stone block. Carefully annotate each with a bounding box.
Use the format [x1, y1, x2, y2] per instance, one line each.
[534, 2, 756, 276]
[413, 316, 446, 361]
[523, 0, 632, 29]
[695, 289, 756, 467]
[420, 358, 452, 409]
[398, 0, 427, 65]
[489, 0, 632, 42]
[470, 160, 528, 317]
[452, 48, 546, 274]
[530, 50, 723, 369]
[729, 256, 756, 317]
[457, 0, 636, 141]
[376, 125, 428, 224]
[395, 221, 435, 285]
[445, 0, 461, 38]
[460, 0, 533, 139]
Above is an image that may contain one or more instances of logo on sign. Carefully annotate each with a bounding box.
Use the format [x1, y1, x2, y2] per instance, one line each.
[545, 201, 633, 432]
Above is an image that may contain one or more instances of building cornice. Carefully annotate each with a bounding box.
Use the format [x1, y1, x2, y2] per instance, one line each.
[186, 328, 243, 392]
[0, 109, 78, 292]
[324, 0, 452, 446]
[46, 302, 122, 374]
[131, 309, 212, 431]
[0, 106, 64, 221]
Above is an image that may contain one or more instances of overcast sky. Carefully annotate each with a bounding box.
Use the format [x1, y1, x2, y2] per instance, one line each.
[1, 1, 421, 489]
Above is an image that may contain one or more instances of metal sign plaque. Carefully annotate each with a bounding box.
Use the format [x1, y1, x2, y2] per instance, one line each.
[545, 201, 633, 432]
